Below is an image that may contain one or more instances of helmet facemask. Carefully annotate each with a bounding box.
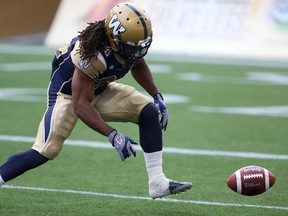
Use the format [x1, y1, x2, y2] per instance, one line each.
[114, 35, 152, 60]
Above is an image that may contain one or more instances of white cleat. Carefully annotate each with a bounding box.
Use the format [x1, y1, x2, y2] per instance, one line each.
[149, 179, 192, 199]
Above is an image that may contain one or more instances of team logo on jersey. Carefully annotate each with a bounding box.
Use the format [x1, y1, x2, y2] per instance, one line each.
[79, 59, 91, 69]
[108, 14, 126, 36]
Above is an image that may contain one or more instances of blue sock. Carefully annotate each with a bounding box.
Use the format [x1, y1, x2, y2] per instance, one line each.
[0, 149, 48, 182]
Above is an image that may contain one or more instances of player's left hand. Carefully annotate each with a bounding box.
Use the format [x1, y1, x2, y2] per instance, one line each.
[153, 93, 168, 131]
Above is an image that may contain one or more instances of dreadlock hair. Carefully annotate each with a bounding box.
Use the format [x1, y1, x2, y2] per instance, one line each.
[77, 19, 109, 60]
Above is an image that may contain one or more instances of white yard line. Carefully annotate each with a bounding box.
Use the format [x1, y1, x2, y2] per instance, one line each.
[0, 135, 287, 160]
[2, 185, 288, 211]
[190, 105, 288, 117]
[177, 72, 288, 86]
[0, 45, 170, 73]
[0, 62, 171, 73]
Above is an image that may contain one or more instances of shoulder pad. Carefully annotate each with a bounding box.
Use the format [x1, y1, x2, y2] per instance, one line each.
[71, 41, 107, 79]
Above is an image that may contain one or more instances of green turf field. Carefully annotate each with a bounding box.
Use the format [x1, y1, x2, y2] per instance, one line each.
[0, 43, 287, 216]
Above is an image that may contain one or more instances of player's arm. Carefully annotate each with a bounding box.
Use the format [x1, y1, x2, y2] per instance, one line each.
[70, 42, 137, 159]
[72, 67, 137, 160]
[72, 68, 113, 136]
[131, 58, 169, 130]
[131, 58, 159, 97]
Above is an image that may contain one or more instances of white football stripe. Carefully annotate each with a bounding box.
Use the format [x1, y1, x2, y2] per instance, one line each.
[235, 170, 242, 194]
[264, 168, 270, 191]
[190, 105, 288, 117]
[3, 185, 288, 211]
[1, 134, 288, 160]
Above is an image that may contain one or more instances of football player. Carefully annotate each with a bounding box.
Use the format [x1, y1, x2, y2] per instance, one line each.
[0, 2, 192, 199]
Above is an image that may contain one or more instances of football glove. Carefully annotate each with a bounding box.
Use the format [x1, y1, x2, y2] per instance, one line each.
[153, 93, 168, 131]
[108, 130, 137, 161]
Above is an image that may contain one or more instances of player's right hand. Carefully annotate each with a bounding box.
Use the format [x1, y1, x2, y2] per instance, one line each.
[107, 130, 137, 161]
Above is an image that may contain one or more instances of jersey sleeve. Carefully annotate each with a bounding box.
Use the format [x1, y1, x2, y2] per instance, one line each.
[71, 41, 107, 79]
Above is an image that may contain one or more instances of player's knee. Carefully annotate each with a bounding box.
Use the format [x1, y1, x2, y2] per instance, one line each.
[43, 145, 63, 160]
[139, 103, 159, 125]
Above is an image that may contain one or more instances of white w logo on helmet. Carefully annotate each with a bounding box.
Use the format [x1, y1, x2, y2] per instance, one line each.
[108, 14, 126, 36]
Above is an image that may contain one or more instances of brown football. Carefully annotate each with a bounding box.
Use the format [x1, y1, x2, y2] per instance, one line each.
[227, 165, 276, 196]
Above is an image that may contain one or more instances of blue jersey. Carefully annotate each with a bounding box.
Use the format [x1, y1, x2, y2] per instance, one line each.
[48, 37, 134, 106]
